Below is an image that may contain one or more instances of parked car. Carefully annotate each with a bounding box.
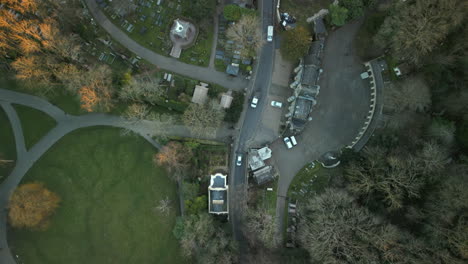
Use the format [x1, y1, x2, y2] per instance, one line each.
[251, 96, 259, 108]
[236, 154, 243, 166]
[283, 137, 293, 149]
[271, 100, 283, 108]
[290, 136, 297, 146]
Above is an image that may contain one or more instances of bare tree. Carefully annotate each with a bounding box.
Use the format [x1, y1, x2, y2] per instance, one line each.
[123, 103, 150, 122]
[154, 196, 172, 216]
[415, 141, 450, 175]
[345, 146, 426, 211]
[375, 0, 466, 65]
[245, 208, 279, 249]
[182, 101, 225, 138]
[226, 14, 263, 57]
[118, 77, 164, 104]
[298, 189, 381, 263]
[153, 141, 192, 181]
[384, 75, 431, 113]
[427, 118, 456, 146]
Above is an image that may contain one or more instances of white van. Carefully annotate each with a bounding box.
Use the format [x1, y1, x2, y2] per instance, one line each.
[267, 25, 273, 42]
[290, 136, 297, 146]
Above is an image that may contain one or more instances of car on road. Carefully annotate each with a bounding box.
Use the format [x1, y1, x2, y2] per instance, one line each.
[251, 96, 259, 108]
[270, 100, 283, 108]
[267, 25, 274, 42]
[290, 135, 297, 146]
[236, 154, 243, 166]
[283, 137, 293, 149]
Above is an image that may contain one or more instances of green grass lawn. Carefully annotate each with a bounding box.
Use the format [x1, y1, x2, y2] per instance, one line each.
[259, 178, 278, 217]
[13, 105, 57, 150]
[9, 127, 185, 264]
[0, 107, 16, 183]
[287, 162, 332, 203]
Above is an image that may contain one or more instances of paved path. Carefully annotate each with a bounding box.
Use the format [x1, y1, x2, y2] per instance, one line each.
[84, 0, 247, 91]
[0, 88, 233, 264]
[209, 6, 222, 69]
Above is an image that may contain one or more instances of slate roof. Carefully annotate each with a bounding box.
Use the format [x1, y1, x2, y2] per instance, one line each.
[191, 85, 209, 105]
[226, 64, 240, 76]
[208, 173, 229, 214]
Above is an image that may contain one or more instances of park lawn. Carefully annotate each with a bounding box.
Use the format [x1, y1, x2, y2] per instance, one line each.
[280, 0, 332, 26]
[0, 107, 16, 183]
[13, 105, 57, 150]
[9, 127, 185, 264]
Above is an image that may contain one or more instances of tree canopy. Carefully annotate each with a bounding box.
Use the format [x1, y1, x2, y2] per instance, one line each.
[8, 182, 60, 230]
[280, 26, 311, 62]
[182, 102, 225, 138]
[329, 4, 349, 26]
[375, 0, 466, 65]
[223, 4, 242, 21]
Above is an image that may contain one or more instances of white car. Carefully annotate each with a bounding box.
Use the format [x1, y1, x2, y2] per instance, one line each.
[283, 137, 293, 149]
[270, 101, 283, 108]
[290, 136, 297, 146]
[236, 154, 242, 166]
[251, 96, 259, 108]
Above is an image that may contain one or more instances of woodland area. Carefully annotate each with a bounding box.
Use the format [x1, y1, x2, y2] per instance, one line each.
[292, 0, 468, 263]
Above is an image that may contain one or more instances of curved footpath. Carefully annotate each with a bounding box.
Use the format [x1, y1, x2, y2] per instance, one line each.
[84, 0, 248, 91]
[0, 88, 233, 264]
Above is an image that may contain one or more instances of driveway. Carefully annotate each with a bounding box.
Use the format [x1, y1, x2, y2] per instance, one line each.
[84, 0, 248, 91]
[272, 19, 373, 238]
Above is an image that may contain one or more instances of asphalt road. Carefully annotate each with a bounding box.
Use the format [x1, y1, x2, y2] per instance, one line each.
[229, 0, 276, 245]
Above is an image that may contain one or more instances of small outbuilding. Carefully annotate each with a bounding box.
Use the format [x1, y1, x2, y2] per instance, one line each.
[191, 83, 209, 105]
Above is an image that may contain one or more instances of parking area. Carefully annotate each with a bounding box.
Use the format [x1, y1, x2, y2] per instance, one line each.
[249, 83, 291, 147]
[271, 50, 293, 87]
[269, 19, 373, 236]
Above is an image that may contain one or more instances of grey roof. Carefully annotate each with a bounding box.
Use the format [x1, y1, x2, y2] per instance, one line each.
[208, 173, 229, 214]
[220, 92, 233, 109]
[301, 65, 319, 87]
[253, 166, 275, 185]
[293, 97, 312, 121]
[209, 190, 228, 213]
[226, 64, 240, 76]
[248, 150, 266, 171]
[191, 85, 209, 104]
[211, 174, 226, 188]
[314, 18, 327, 36]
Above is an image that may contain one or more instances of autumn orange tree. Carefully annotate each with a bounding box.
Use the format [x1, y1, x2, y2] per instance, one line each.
[8, 182, 61, 230]
[154, 142, 192, 181]
[0, 0, 83, 91]
[77, 65, 114, 112]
